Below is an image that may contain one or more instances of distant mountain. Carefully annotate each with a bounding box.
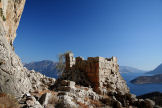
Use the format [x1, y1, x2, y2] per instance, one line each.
[119, 66, 145, 74]
[24, 63, 145, 78]
[24, 60, 58, 78]
[131, 74, 162, 84]
[147, 64, 162, 74]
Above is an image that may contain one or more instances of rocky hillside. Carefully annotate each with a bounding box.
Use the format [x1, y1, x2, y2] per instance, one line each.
[0, 0, 157, 108]
[24, 60, 58, 78]
[138, 92, 162, 107]
[131, 74, 162, 84]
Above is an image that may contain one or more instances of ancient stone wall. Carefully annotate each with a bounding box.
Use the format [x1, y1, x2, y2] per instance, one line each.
[65, 52, 129, 94]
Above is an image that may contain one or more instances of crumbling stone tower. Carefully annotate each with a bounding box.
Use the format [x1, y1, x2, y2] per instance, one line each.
[65, 52, 75, 70]
[64, 52, 129, 94]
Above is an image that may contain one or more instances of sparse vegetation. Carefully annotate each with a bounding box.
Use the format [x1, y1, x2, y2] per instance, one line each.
[0, 8, 2, 16]
[2, 15, 6, 21]
[48, 95, 59, 106]
[0, 93, 20, 108]
[100, 96, 112, 105]
[89, 99, 103, 107]
[76, 101, 89, 108]
[56, 51, 72, 77]
[0, 8, 6, 21]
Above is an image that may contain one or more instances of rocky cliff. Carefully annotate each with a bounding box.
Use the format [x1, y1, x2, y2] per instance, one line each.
[0, 0, 26, 45]
[0, 0, 55, 97]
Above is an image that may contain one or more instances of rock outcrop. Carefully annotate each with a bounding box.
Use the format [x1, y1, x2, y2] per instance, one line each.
[0, 0, 55, 97]
[138, 92, 162, 107]
[0, 0, 26, 45]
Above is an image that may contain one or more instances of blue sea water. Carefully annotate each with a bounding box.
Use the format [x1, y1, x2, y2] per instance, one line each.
[121, 73, 162, 96]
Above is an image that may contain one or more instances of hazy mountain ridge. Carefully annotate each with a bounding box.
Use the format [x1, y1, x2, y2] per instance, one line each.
[24, 60, 58, 78]
[147, 64, 162, 74]
[119, 66, 146, 73]
[24, 61, 146, 78]
[24, 61, 145, 78]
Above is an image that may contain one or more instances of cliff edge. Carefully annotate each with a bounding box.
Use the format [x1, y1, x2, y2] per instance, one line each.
[0, 0, 55, 97]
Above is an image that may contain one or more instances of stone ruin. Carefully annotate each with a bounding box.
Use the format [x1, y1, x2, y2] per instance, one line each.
[62, 52, 129, 95]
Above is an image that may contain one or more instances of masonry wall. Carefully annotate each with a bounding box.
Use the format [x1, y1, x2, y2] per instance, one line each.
[65, 53, 120, 93]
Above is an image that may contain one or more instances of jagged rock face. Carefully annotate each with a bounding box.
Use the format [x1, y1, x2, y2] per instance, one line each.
[0, 0, 26, 45]
[62, 53, 129, 95]
[0, 0, 30, 97]
[0, 0, 55, 97]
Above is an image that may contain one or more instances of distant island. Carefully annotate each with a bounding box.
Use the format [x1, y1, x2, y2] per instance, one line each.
[131, 63, 162, 84]
[131, 74, 162, 84]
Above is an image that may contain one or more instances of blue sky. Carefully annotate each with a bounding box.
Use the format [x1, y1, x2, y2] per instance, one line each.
[14, 0, 162, 70]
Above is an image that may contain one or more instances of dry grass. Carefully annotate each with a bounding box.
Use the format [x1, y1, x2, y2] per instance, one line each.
[0, 93, 20, 108]
[83, 87, 89, 91]
[75, 85, 81, 88]
[89, 99, 102, 107]
[32, 90, 59, 107]
[39, 90, 56, 95]
[84, 97, 89, 101]
[48, 95, 59, 105]
[100, 96, 112, 105]
[31, 90, 57, 98]
[76, 101, 89, 108]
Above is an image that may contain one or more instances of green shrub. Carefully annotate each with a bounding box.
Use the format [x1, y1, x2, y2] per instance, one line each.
[2, 15, 6, 21]
[0, 8, 6, 21]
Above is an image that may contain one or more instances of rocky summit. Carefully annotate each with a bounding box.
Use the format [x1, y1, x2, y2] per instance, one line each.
[0, 0, 157, 108]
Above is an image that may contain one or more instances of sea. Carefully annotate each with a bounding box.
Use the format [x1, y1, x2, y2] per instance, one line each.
[121, 73, 162, 96]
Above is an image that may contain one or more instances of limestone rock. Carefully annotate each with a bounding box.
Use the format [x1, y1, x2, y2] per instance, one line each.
[145, 99, 155, 107]
[0, 0, 26, 45]
[20, 93, 43, 108]
[39, 93, 52, 106]
[0, 0, 56, 97]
